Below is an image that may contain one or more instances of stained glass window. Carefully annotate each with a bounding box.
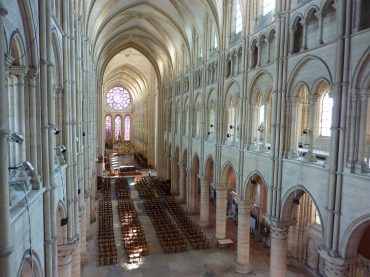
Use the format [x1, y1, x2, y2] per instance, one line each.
[105, 115, 112, 139]
[115, 116, 122, 140]
[106, 87, 131, 110]
[124, 115, 130, 140]
[320, 91, 333, 137]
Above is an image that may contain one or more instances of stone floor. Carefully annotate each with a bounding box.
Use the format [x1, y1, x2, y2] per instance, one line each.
[82, 177, 314, 277]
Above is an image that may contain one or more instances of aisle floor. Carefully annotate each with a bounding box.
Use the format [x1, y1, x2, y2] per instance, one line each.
[82, 181, 314, 277]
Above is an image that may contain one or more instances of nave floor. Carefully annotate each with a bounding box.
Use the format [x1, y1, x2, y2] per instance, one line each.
[82, 179, 314, 277]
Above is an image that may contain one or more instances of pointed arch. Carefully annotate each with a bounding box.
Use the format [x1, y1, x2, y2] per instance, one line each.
[280, 185, 324, 234]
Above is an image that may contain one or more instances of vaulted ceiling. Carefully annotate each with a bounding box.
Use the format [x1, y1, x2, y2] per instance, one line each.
[85, 0, 222, 98]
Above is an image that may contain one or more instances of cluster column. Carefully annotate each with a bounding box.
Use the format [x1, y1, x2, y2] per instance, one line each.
[0, 4, 14, 277]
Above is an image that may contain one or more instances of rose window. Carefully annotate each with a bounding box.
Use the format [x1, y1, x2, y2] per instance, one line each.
[106, 87, 131, 110]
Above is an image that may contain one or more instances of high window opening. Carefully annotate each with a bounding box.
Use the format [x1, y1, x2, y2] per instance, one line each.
[105, 115, 112, 139]
[214, 33, 218, 49]
[263, 0, 275, 16]
[124, 115, 131, 140]
[320, 91, 333, 137]
[234, 0, 242, 34]
[259, 104, 265, 125]
[115, 115, 122, 140]
[106, 86, 131, 110]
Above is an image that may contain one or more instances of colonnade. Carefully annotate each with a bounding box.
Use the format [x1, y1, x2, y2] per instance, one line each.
[0, 0, 97, 276]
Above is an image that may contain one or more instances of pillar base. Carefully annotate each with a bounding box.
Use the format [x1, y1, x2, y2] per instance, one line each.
[86, 231, 93, 240]
[81, 252, 89, 265]
[303, 151, 317, 162]
[176, 196, 185, 203]
[199, 220, 209, 228]
[235, 262, 253, 274]
[288, 150, 299, 158]
[258, 145, 269, 152]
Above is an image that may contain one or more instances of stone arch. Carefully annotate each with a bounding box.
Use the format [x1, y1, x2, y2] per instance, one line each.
[287, 55, 333, 94]
[250, 38, 258, 68]
[17, 250, 43, 277]
[259, 32, 268, 65]
[352, 46, 370, 88]
[224, 79, 240, 99]
[305, 6, 320, 49]
[248, 70, 274, 99]
[243, 171, 269, 238]
[204, 154, 214, 182]
[243, 170, 269, 200]
[291, 15, 304, 54]
[51, 31, 63, 86]
[173, 146, 180, 194]
[219, 161, 237, 190]
[190, 153, 201, 212]
[57, 201, 68, 245]
[280, 185, 324, 234]
[341, 211, 370, 258]
[17, 0, 39, 67]
[304, 5, 320, 19]
[9, 32, 26, 66]
[311, 78, 331, 96]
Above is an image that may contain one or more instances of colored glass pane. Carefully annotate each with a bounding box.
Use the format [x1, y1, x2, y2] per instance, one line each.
[115, 116, 122, 140]
[106, 86, 131, 110]
[125, 115, 130, 140]
[105, 115, 112, 138]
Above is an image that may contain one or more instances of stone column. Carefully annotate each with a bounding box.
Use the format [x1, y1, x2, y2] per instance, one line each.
[303, 96, 317, 162]
[321, 254, 350, 277]
[301, 19, 308, 50]
[71, 238, 81, 277]
[355, 90, 368, 172]
[235, 200, 253, 274]
[178, 162, 185, 202]
[58, 248, 73, 277]
[27, 69, 41, 188]
[270, 224, 289, 277]
[256, 42, 261, 67]
[0, 5, 13, 276]
[6, 73, 16, 167]
[199, 176, 210, 227]
[79, 209, 88, 264]
[85, 194, 92, 239]
[58, 243, 76, 277]
[215, 188, 228, 240]
[317, 12, 323, 45]
[289, 100, 299, 158]
[347, 90, 358, 170]
[11, 67, 27, 164]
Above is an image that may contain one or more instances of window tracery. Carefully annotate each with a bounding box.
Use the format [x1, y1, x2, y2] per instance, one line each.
[106, 86, 131, 110]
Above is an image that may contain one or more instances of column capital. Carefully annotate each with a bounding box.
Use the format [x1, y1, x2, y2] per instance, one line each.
[321, 253, 351, 277]
[198, 175, 209, 183]
[235, 198, 252, 208]
[9, 65, 28, 76]
[270, 223, 289, 240]
[27, 68, 39, 80]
